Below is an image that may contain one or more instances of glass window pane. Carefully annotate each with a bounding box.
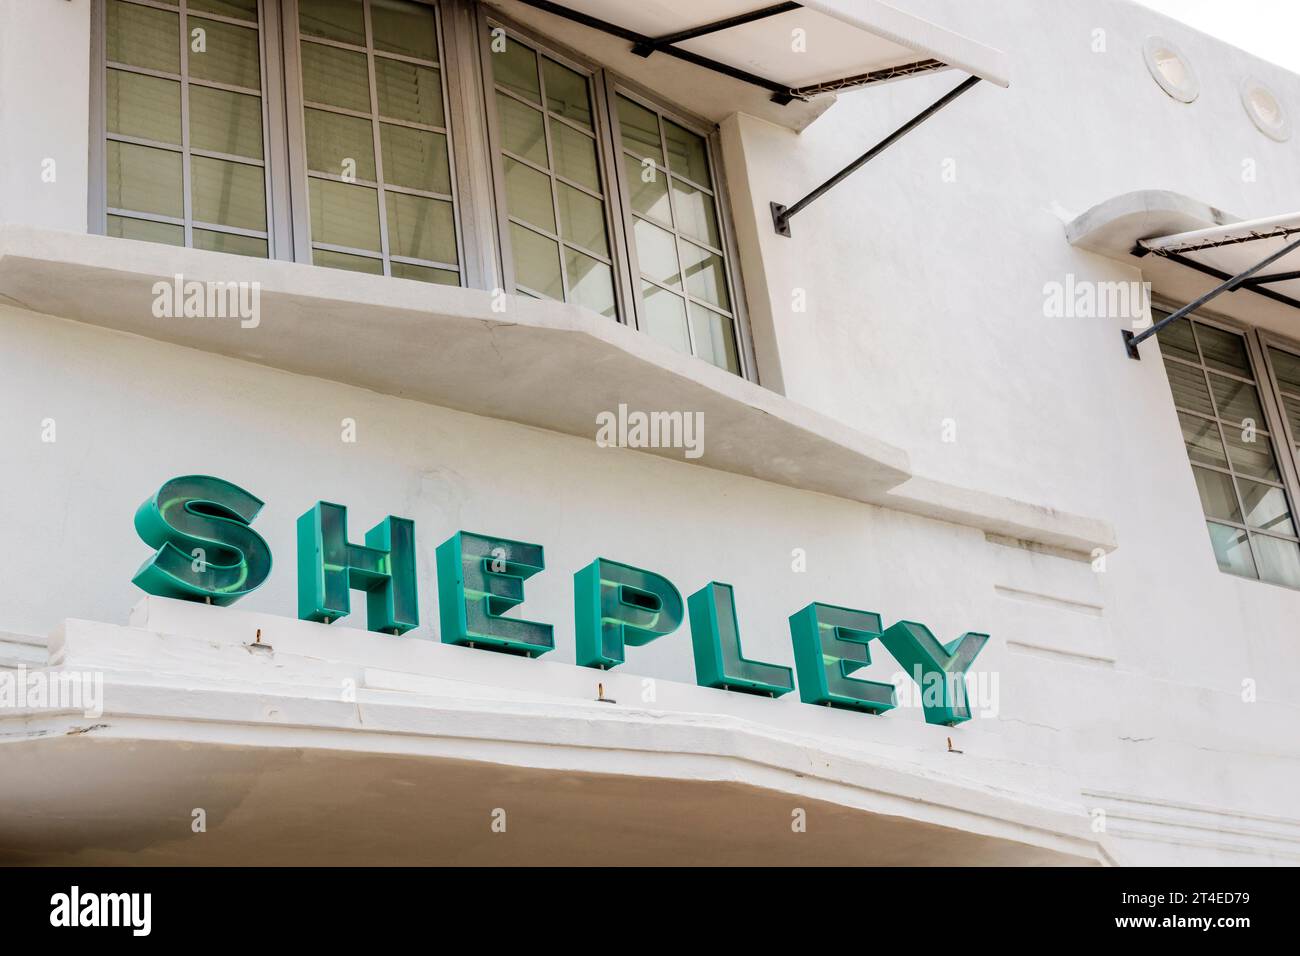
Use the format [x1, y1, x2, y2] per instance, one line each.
[192, 228, 267, 258]
[1252, 534, 1300, 588]
[1194, 323, 1251, 376]
[1190, 466, 1241, 523]
[551, 122, 599, 192]
[565, 249, 615, 318]
[189, 18, 261, 90]
[1238, 479, 1295, 535]
[1209, 372, 1265, 429]
[299, 0, 366, 45]
[301, 42, 371, 112]
[543, 58, 591, 128]
[371, 0, 438, 60]
[107, 214, 184, 246]
[306, 108, 376, 180]
[634, 219, 680, 288]
[689, 303, 740, 374]
[624, 153, 671, 224]
[492, 38, 540, 104]
[1163, 359, 1213, 417]
[313, 247, 384, 273]
[664, 119, 711, 187]
[503, 157, 555, 233]
[309, 178, 381, 251]
[189, 86, 263, 159]
[1207, 522, 1257, 578]
[377, 59, 444, 127]
[617, 95, 663, 165]
[107, 69, 181, 145]
[1154, 313, 1198, 363]
[679, 240, 730, 310]
[1178, 412, 1227, 468]
[510, 223, 563, 299]
[191, 156, 266, 231]
[106, 141, 183, 218]
[1224, 426, 1280, 482]
[641, 282, 690, 354]
[107, 1, 180, 74]
[385, 192, 457, 265]
[1268, 346, 1300, 392]
[496, 93, 547, 167]
[557, 183, 607, 256]
[1281, 393, 1300, 441]
[391, 261, 459, 285]
[190, 0, 258, 21]
[672, 180, 720, 248]
[380, 124, 449, 193]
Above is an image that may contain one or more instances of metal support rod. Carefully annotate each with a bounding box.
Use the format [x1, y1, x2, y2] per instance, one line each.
[1123, 234, 1300, 360]
[1243, 268, 1300, 287]
[632, 2, 800, 56]
[771, 74, 981, 236]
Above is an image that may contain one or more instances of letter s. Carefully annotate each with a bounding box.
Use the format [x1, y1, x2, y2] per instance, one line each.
[131, 475, 272, 605]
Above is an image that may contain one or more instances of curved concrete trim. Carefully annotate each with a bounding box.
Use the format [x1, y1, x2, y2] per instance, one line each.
[1065, 189, 1238, 259]
[0, 225, 1115, 554]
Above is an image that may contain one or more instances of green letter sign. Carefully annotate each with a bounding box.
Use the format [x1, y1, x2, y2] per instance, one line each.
[789, 602, 896, 714]
[880, 621, 989, 726]
[297, 501, 418, 634]
[687, 582, 794, 696]
[435, 531, 553, 656]
[574, 559, 683, 669]
[132, 475, 271, 605]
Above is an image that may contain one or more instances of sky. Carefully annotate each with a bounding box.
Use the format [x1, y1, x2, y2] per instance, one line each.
[1134, 0, 1300, 73]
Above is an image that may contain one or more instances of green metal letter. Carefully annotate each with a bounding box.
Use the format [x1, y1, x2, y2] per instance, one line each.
[132, 474, 272, 605]
[789, 602, 895, 714]
[297, 501, 418, 634]
[574, 559, 683, 669]
[880, 621, 989, 726]
[687, 582, 794, 697]
[435, 531, 553, 656]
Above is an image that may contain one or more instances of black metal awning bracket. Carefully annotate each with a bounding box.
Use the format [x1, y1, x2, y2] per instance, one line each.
[770, 74, 982, 237]
[1123, 233, 1300, 360]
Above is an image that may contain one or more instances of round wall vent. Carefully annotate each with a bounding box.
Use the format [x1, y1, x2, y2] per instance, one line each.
[1143, 36, 1199, 103]
[1241, 78, 1291, 141]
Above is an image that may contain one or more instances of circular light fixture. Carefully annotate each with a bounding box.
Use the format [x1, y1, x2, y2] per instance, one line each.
[1143, 36, 1198, 103]
[1241, 78, 1291, 141]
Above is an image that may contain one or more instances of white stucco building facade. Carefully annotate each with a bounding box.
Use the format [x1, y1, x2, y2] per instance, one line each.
[1, 0, 1298, 865]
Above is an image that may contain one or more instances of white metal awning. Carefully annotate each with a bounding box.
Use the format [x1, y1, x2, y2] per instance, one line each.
[502, 1, 1009, 110]
[1064, 191, 1300, 359]
[531, 0, 1011, 94]
[1138, 212, 1300, 304]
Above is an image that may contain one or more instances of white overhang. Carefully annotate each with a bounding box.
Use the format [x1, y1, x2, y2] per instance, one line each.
[489, 0, 1010, 130]
[0, 225, 1115, 554]
[1066, 190, 1300, 332]
[0, 598, 1103, 865]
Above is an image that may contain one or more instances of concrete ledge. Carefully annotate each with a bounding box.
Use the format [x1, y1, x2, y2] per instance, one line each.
[0, 599, 1103, 865]
[0, 226, 1117, 554]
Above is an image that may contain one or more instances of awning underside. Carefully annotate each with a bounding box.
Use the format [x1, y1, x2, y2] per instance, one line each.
[1139, 213, 1300, 307]
[513, 0, 1010, 103]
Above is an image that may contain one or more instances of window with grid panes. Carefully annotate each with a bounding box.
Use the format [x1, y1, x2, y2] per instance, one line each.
[1156, 310, 1300, 588]
[293, 0, 460, 282]
[103, 0, 272, 256]
[483, 27, 617, 318]
[612, 91, 741, 374]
